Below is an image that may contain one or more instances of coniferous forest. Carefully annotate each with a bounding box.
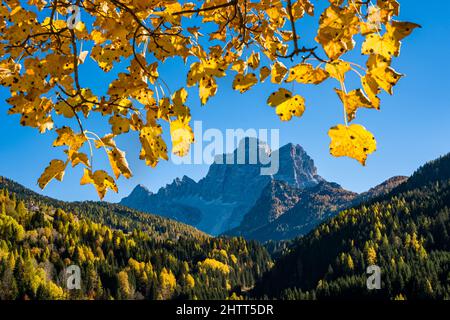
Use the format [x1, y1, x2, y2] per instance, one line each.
[0, 177, 272, 300]
[253, 154, 450, 300]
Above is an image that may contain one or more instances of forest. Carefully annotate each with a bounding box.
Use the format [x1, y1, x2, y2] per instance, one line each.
[0, 177, 272, 300]
[253, 154, 450, 300]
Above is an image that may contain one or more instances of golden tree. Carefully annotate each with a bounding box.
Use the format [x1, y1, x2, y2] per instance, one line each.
[0, 0, 419, 198]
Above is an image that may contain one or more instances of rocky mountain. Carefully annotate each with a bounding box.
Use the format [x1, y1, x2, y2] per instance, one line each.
[121, 137, 408, 239]
[225, 176, 407, 242]
[120, 138, 324, 235]
[224, 180, 357, 241]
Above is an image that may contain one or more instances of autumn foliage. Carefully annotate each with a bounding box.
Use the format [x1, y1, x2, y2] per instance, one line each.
[0, 0, 419, 198]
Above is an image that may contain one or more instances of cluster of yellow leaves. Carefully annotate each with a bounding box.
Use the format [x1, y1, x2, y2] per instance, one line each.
[198, 258, 231, 275]
[0, 0, 419, 198]
[314, 0, 418, 165]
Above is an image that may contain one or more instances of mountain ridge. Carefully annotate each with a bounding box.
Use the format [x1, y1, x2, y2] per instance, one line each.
[120, 138, 325, 235]
[121, 138, 408, 240]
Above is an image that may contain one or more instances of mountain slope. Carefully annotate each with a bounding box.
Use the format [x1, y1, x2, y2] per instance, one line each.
[0, 177, 273, 300]
[225, 181, 357, 241]
[120, 138, 324, 235]
[225, 177, 406, 242]
[252, 153, 450, 300]
[0, 176, 205, 240]
[353, 176, 408, 205]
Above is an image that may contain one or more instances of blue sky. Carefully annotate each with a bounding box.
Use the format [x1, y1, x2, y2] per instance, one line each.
[1, 1, 449, 202]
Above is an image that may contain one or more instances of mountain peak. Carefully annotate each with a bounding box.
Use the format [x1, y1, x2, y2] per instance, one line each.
[134, 184, 152, 195]
[280, 142, 303, 151]
[354, 176, 408, 205]
[172, 175, 196, 186]
[274, 142, 324, 189]
[213, 137, 271, 165]
[120, 184, 153, 209]
[121, 141, 325, 235]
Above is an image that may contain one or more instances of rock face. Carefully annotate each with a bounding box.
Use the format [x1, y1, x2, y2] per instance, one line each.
[224, 176, 409, 242]
[224, 181, 358, 241]
[120, 138, 324, 235]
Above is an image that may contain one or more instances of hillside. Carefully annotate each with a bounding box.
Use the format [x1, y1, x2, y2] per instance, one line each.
[0, 177, 273, 300]
[253, 153, 450, 300]
[0, 176, 206, 241]
[225, 177, 406, 242]
[225, 181, 358, 241]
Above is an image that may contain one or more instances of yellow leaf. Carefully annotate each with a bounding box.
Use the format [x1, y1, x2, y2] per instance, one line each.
[362, 33, 400, 59]
[361, 74, 380, 109]
[335, 88, 377, 122]
[170, 117, 194, 157]
[199, 76, 217, 105]
[54, 101, 75, 118]
[134, 88, 156, 106]
[90, 30, 106, 45]
[95, 134, 117, 149]
[259, 66, 270, 83]
[366, 54, 391, 70]
[38, 159, 67, 189]
[286, 63, 329, 84]
[271, 62, 288, 84]
[247, 52, 260, 70]
[387, 21, 421, 41]
[369, 65, 403, 95]
[171, 88, 190, 118]
[109, 115, 131, 135]
[107, 147, 132, 179]
[325, 60, 351, 81]
[172, 88, 188, 107]
[232, 73, 258, 93]
[231, 60, 246, 74]
[315, 5, 359, 60]
[328, 124, 377, 166]
[267, 88, 306, 121]
[377, 0, 400, 23]
[53, 126, 86, 151]
[139, 126, 168, 167]
[80, 169, 118, 200]
[66, 151, 90, 168]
